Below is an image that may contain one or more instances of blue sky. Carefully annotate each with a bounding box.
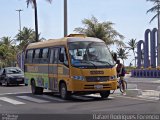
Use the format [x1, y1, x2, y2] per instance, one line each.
[0, 0, 157, 65]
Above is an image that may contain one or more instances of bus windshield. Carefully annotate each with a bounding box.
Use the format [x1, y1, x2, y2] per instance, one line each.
[68, 41, 115, 68]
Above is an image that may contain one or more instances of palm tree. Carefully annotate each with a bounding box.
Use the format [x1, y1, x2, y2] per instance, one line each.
[0, 37, 17, 67]
[16, 27, 36, 50]
[127, 39, 137, 67]
[147, 0, 160, 66]
[74, 16, 125, 47]
[146, 0, 160, 27]
[117, 48, 129, 65]
[26, 0, 52, 42]
[15, 27, 45, 50]
[0, 36, 14, 46]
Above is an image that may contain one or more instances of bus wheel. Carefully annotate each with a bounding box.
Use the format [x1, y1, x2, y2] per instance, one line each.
[100, 90, 110, 99]
[31, 80, 43, 95]
[60, 82, 71, 100]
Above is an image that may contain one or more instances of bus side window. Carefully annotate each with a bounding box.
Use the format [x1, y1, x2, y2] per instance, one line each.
[41, 48, 49, 64]
[59, 47, 68, 66]
[33, 49, 40, 63]
[26, 50, 33, 63]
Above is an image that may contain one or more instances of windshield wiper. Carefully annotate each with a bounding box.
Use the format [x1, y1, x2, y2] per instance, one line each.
[94, 60, 113, 66]
[81, 60, 97, 68]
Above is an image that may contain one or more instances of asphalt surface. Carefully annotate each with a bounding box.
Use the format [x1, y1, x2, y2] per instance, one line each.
[0, 75, 160, 120]
[0, 90, 159, 114]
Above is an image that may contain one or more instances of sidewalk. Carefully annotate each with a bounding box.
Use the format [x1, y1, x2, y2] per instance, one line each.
[125, 74, 160, 83]
[117, 74, 160, 100]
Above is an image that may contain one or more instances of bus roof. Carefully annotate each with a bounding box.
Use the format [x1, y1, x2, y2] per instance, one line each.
[26, 36, 104, 49]
[67, 37, 104, 43]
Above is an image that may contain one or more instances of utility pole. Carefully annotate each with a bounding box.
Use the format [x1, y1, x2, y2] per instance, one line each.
[16, 9, 23, 69]
[64, 0, 68, 37]
[157, 5, 160, 66]
[16, 9, 23, 43]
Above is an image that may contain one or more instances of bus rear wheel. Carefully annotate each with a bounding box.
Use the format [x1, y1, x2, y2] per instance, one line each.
[100, 90, 110, 99]
[31, 80, 43, 95]
[60, 82, 71, 100]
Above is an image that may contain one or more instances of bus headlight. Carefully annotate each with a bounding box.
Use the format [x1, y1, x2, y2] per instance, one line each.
[109, 75, 117, 80]
[71, 76, 85, 81]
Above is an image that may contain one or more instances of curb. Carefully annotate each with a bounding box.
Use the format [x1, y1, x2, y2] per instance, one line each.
[126, 89, 142, 97]
[125, 84, 142, 97]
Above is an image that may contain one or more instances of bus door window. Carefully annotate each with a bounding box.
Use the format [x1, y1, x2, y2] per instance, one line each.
[59, 47, 69, 66]
[49, 49, 54, 64]
[49, 48, 59, 64]
[58, 47, 69, 82]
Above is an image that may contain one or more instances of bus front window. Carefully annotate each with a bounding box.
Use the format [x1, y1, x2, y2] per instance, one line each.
[68, 41, 115, 68]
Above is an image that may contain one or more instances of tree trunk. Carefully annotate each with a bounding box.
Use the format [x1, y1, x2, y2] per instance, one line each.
[133, 51, 136, 67]
[34, 0, 39, 42]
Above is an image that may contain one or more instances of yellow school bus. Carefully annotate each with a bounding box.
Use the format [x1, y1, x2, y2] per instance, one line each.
[24, 34, 117, 99]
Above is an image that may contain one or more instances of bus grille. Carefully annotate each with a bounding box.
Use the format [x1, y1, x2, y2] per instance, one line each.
[85, 76, 109, 82]
[84, 84, 111, 89]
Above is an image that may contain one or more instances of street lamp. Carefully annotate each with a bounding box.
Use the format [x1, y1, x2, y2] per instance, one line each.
[64, 0, 67, 37]
[16, 9, 23, 43]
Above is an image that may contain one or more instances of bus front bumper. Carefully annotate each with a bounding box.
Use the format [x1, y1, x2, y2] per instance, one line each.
[69, 80, 117, 92]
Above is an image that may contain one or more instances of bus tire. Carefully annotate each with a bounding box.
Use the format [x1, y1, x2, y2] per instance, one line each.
[100, 90, 110, 99]
[60, 82, 71, 100]
[31, 80, 43, 95]
[0, 82, 2, 86]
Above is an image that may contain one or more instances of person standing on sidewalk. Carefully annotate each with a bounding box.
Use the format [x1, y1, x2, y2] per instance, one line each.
[116, 60, 126, 95]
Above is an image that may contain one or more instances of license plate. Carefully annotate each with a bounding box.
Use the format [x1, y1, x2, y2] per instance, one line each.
[17, 79, 22, 81]
[94, 85, 103, 89]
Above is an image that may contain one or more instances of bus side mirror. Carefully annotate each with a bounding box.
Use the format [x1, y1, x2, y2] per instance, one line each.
[59, 54, 64, 62]
[112, 53, 117, 61]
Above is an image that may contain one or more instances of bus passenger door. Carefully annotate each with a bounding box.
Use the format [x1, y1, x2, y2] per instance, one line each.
[58, 47, 69, 88]
[48, 48, 59, 91]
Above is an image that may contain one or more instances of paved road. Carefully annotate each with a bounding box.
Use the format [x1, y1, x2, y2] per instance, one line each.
[0, 85, 30, 95]
[0, 89, 159, 114]
[0, 77, 160, 120]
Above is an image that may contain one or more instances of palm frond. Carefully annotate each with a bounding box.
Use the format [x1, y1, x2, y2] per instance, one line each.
[74, 16, 124, 47]
[74, 27, 85, 33]
[146, 0, 159, 2]
[146, 0, 160, 4]
[147, 0, 160, 24]
[116, 48, 129, 60]
[147, 5, 159, 13]
[26, 0, 52, 8]
[150, 13, 158, 23]
[26, 0, 33, 8]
